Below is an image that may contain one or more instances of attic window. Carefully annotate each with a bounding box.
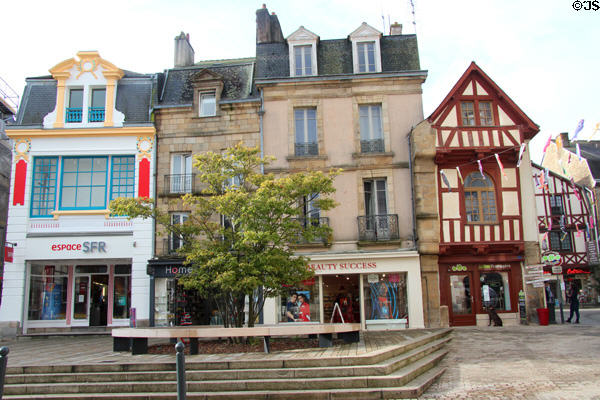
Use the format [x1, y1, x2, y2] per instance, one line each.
[199, 92, 216, 117]
[357, 42, 376, 73]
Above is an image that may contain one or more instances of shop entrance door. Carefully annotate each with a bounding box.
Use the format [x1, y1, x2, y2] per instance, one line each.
[322, 275, 360, 323]
[72, 273, 108, 327]
[448, 273, 476, 326]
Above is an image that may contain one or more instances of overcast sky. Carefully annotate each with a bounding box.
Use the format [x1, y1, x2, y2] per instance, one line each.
[2, 0, 598, 160]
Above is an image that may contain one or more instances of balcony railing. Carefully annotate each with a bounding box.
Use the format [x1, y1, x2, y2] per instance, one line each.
[360, 138, 385, 153]
[88, 107, 105, 122]
[293, 217, 330, 244]
[357, 214, 399, 241]
[65, 107, 82, 123]
[295, 142, 319, 156]
[164, 174, 195, 195]
[161, 238, 183, 256]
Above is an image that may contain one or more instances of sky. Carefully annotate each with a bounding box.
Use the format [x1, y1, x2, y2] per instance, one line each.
[2, 0, 599, 161]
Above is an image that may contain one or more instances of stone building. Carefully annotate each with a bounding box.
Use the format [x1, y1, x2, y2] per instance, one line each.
[411, 62, 542, 326]
[255, 5, 427, 329]
[1, 52, 156, 335]
[147, 33, 261, 327]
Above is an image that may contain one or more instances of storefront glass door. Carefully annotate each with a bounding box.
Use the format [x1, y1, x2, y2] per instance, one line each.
[449, 273, 476, 326]
[73, 276, 89, 321]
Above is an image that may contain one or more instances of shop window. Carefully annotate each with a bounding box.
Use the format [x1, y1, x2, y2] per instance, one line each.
[464, 172, 497, 223]
[113, 275, 131, 319]
[28, 265, 69, 321]
[480, 271, 511, 311]
[294, 108, 318, 156]
[280, 278, 319, 323]
[359, 104, 384, 153]
[549, 230, 572, 252]
[549, 195, 564, 215]
[30, 157, 58, 218]
[60, 156, 108, 210]
[110, 156, 135, 200]
[363, 273, 407, 321]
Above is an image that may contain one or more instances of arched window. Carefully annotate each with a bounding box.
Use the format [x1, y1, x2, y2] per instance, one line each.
[464, 172, 497, 223]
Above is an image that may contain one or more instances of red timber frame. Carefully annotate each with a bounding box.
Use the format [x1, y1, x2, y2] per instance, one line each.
[430, 62, 539, 326]
[533, 164, 594, 272]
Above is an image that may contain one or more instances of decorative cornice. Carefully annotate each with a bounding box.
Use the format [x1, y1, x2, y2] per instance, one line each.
[6, 126, 156, 139]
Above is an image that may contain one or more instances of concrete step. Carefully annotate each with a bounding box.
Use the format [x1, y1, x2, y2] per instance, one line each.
[3, 348, 447, 396]
[2, 366, 446, 400]
[5, 336, 451, 385]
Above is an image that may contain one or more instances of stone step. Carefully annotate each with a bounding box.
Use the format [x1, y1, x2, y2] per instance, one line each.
[6, 328, 452, 376]
[3, 349, 447, 396]
[5, 336, 450, 385]
[2, 366, 446, 400]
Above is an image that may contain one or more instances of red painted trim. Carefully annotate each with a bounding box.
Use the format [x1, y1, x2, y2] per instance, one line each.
[66, 266, 74, 325]
[107, 265, 114, 326]
[138, 158, 150, 198]
[13, 160, 27, 206]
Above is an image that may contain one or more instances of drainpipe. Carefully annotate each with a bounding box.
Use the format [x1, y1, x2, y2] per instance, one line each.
[258, 87, 265, 324]
[406, 131, 418, 247]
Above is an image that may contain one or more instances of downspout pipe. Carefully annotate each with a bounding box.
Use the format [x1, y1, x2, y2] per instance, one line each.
[258, 87, 265, 324]
[407, 130, 418, 247]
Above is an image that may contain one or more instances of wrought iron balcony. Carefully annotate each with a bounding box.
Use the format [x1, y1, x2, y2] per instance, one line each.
[357, 214, 399, 241]
[161, 238, 183, 256]
[88, 107, 105, 122]
[294, 142, 319, 156]
[164, 174, 195, 195]
[293, 216, 330, 244]
[360, 138, 385, 153]
[65, 107, 82, 123]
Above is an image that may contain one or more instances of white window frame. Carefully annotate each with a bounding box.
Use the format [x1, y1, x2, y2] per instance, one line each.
[359, 104, 384, 153]
[294, 108, 318, 156]
[349, 23, 382, 74]
[170, 212, 189, 251]
[170, 153, 193, 194]
[287, 26, 319, 77]
[199, 92, 216, 117]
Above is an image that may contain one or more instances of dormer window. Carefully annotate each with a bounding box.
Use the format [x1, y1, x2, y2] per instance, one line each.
[349, 23, 382, 74]
[89, 89, 106, 122]
[294, 45, 313, 76]
[66, 89, 83, 123]
[357, 42, 376, 73]
[199, 92, 216, 117]
[287, 26, 319, 77]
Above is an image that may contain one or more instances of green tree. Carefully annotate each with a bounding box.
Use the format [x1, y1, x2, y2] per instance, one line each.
[110, 144, 338, 327]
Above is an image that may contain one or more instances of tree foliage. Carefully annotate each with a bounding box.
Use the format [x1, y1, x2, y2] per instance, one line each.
[110, 144, 338, 327]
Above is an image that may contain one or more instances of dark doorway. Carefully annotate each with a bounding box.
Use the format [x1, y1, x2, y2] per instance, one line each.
[89, 275, 108, 326]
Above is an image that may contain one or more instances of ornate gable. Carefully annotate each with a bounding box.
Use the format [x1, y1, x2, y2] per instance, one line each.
[349, 22, 382, 39]
[287, 26, 319, 41]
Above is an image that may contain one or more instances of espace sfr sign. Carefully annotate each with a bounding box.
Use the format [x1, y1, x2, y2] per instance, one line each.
[51, 241, 107, 253]
[27, 236, 133, 260]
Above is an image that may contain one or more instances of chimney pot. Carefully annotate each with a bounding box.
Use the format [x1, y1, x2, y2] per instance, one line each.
[262, 3, 266, 8]
[390, 22, 402, 35]
[174, 32, 195, 67]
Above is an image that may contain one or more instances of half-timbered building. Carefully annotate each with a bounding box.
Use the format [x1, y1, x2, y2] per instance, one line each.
[532, 163, 598, 304]
[414, 62, 541, 326]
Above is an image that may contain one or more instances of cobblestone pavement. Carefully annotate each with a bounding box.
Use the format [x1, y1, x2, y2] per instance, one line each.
[423, 316, 600, 399]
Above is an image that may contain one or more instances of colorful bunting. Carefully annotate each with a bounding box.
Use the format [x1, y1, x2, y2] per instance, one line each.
[440, 170, 451, 191]
[495, 154, 507, 180]
[587, 122, 600, 141]
[456, 166, 464, 185]
[548, 216, 552, 231]
[477, 160, 485, 179]
[516, 143, 526, 168]
[560, 215, 566, 234]
[576, 224, 582, 237]
[576, 143, 582, 161]
[572, 119, 584, 141]
[556, 134, 563, 154]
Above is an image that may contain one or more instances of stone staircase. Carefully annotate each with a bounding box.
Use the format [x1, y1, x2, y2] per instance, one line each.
[3, 328, 452, 399]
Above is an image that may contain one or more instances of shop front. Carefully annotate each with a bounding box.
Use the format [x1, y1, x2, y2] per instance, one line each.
[439, 262, 522, 326]
[147, 259, 218, 327]
[22, 235, 136, 333]
[268, 251, 425, 330]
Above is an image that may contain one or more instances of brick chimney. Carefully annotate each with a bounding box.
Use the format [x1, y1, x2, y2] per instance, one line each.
[390, 22, 403, 35]
[174, 32, 194, 67]
[256, 4, 284, 44]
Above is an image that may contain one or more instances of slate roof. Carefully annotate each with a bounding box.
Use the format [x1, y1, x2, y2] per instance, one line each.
[157, 58, 256, 107]
[15, 73, 156, 126]
[256, 34, 421, 79]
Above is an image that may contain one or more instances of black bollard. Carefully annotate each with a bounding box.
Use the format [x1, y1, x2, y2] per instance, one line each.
[0, 346, 9, 398]
[175, 341, 186, 400]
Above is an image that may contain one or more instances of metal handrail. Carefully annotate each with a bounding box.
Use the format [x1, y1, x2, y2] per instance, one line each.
[357, 214, 400, 241]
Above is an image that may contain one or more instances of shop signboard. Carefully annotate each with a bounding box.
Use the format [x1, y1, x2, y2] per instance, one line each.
[552, 266, 563, 274]
[449, 264, 467, 272]
[367, 274, 379, 283]
[586, 241, 599, 265]
[4, 245, 13, 263]
[541, 251, 562, 266]
[150, 264, 194, 278]
[26, 236, 133, 260]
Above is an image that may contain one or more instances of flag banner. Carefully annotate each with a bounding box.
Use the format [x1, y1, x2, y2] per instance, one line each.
[534, 173, 541, 188]
[571, 179, 582, 201]
[556, 134, 563, 154]
[572, 119, 584, 141]
[588, 122, 600, 141]
[544, 168, 550, 190]
[516, 143, 526, 168]
[576, 224, 582, 237]
[456, 166, 464, 185]
[585, 222, 591, 241]
[561, 232, 568, 242]
[539, 172, 546, 190]
[576, 143, 581, 160]
[560, 215, 566, 233]
[568, 153, 572, 164]
[440, 170, 451, 191]
[478, 160, 485, 179]
[495, 154, 507, 180]
[548, 216, 552, 231]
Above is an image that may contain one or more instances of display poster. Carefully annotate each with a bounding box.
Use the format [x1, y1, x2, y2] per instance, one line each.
[482, 285, 490, 302]
[42, 283, 62, 320]
[518, 290, 527, 324]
